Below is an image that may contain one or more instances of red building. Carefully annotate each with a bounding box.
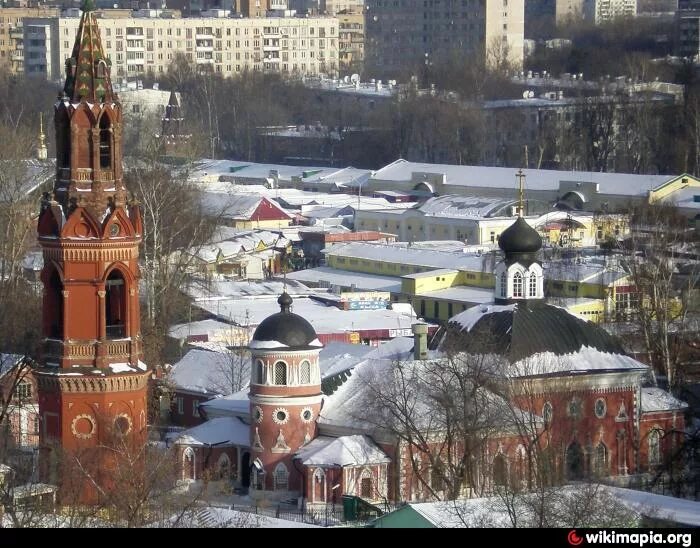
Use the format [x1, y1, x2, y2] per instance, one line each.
[33, 2, 149, 498]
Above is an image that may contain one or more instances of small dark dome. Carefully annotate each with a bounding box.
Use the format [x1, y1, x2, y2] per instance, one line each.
[252, 293, 320, 350]
[498, 217, 542, 255]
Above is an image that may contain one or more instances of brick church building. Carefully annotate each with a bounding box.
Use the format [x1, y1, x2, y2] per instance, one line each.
[178, 215, 687, 505]
[33, 1, 149, 497]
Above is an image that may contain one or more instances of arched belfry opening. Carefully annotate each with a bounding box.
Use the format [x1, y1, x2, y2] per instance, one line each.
[105, 270, 127, 339]
[47, 270, 64, 338]
[99, 114, 112, 169]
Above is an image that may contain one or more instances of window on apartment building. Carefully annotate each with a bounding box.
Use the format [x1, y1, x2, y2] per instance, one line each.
[177, 397, 184, 415]
[16, 381, 32, 400]
[192, 401, 200, 417]
[433, 301, 439, 318]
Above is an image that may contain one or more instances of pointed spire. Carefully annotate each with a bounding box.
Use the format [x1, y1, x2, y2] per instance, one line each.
[37, 112, 47, 160]
[62, 2, 114, 103]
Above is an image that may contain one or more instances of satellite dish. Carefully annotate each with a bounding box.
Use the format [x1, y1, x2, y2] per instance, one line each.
[350, 73, 360, 84]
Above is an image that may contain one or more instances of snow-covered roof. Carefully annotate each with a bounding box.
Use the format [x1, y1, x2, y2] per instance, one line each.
[185, 278, 316, 302]
[417, 195, 518, 218]
[189, 159, 336, 184]
[199, 192, 291, 221]
[295, 435, 390, 466]
[286, 266, 402, 293]
[173, 416, 249, 447]
[198, 388, 250, 419]
[319, 338, 414, 379]
[450, 304, 516, 332]
[324, 242, 493, 273]
[22, 251, 44, 271]
[604, 485, 700, 526]
[372, 159, 675, 198]
[168, 348, 249, 396]
[0, 354, 24, 379]
[192, 296, 422, 334]
[418, 285, 493, 304]
[640, 387, 688, 413]
[168, 318, 242, 342]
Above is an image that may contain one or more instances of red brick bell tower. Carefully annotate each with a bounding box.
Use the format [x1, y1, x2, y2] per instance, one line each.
[34, 0, 149, 495]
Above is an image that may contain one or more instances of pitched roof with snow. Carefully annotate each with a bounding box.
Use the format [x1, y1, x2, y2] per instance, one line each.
[295, 435, 389, 466]
[173, 416, 250, 447]
[640, 387, 688, 413]
[168, 348, 249, 396]
[417, 195, 518, 218]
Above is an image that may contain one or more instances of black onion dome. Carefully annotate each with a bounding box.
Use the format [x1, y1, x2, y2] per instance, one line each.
[444, 302, 625, 364]
[252, 292, 319, 350]
[498, 217, 542, 255]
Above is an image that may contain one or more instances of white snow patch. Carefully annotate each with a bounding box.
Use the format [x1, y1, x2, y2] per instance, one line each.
[109, 362, 136, 373]
[137, 360, 148, 371]
[248, 339, 289, 349]
[450, 303, 516, 332]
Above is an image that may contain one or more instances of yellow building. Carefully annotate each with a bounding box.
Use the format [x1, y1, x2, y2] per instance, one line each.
[0, 7, 58, 73]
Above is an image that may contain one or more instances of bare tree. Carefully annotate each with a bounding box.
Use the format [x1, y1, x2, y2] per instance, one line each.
[620, 204, 699, 389]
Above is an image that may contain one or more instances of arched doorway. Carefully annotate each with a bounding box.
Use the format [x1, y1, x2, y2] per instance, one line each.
[183, 447, 196, 480]
[566, 441, 584, 480]
[105, 270, 127, 338]
[241, 452, 251, 488]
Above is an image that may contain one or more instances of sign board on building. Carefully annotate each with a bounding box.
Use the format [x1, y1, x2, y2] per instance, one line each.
[340, 291, 390, 310]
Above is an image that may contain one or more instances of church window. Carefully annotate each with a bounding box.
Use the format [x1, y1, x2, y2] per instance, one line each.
[273, 462, 288, 490]
[255, 360, 264, 384]
[594, 398, 606, 419]
[47, 270, 64, 339]
[273, 361, 287, 385]
[272, 407, 289, 425]
[217, 453, 230, 480]
[568, 397, 582, 419]
[105, 270, 127, 339]
[594, 443, 608, 476]
[300, 360, 311, 384]
[16, 381, 32, 401]
[493, 453, 507, 486]
[513, 272, 523, 298]
[528, 273, 537, 297]
[542, 402, 553, 427]
[360, 469, 373, 498]
[648, 429, 661, 466]
[500, 272, 507, 297]
[99, 114, 112, 169]
[301, 407, 313, 422]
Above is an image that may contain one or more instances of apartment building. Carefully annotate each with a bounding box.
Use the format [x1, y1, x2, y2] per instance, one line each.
[0, 7, 59, 74]
[363, 0, 524, 77]
[338, 11, 363, 72]
[584, 0, 637, 23]
[24, 9, 339, 81]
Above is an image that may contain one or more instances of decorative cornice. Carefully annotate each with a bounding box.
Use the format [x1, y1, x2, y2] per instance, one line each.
[40, 243, 139, 263]
[34, 369, 149, 394]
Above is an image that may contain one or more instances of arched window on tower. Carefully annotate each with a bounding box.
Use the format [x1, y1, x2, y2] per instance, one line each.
[529, 273, 537, 297]
[500, 272, 507, 298]
[255, 360, 264, 384]
[99, 114, 112, 169]
[105, 270, 127, 339]
[273, 361, 287, 385]
[300, 360, 311, 384]
[47, 270, 64, 339]
[513, 272, 523, 298]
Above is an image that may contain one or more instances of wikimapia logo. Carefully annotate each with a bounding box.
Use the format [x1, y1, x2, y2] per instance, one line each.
[567, 530, 693, 547]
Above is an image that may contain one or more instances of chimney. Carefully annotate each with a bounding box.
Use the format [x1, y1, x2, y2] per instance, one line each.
[412, 323, 428, 361]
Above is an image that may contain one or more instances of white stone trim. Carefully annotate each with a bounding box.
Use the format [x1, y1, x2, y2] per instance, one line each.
[250, 394, 323, 406]
[272, 407, 290, 425]
[71, 413, 96, 439]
